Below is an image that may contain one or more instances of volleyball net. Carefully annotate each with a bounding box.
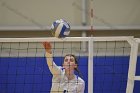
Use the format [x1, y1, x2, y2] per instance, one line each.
[0, 37, 139, 93]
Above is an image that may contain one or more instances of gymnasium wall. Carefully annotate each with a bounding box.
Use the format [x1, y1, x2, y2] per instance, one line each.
[0, 56, 140, 93]
[0, 0, 140, 26]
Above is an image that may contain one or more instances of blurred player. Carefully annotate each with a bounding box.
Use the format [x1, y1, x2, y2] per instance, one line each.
[43, 42, 85, 93]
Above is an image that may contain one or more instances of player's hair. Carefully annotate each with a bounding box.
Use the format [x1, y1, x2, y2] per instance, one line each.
[64, 54, 83, 78]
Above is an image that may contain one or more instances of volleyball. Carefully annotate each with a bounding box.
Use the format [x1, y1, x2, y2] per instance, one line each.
[51, 19, 70, 38]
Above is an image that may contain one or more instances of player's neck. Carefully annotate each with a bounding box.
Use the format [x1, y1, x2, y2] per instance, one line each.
[67, 74, 75, 80]
[65, 72, 75, 80]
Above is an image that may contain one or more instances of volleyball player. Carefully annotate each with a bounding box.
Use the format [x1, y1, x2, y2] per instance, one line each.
[43, 42, 85, 93]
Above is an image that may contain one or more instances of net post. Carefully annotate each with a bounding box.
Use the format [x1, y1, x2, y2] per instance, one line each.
[88, 37, 93, 93]
[126, 38, 138, 93]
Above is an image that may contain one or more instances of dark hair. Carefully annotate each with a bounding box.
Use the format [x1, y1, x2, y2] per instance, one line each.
[64, 54, 83, 78]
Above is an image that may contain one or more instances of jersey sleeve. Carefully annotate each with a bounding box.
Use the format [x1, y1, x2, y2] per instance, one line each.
[45, 52, 61, 76]
[78, 79, 85, 93]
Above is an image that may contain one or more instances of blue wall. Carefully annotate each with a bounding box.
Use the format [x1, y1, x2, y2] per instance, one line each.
[0, 56, 139, 93]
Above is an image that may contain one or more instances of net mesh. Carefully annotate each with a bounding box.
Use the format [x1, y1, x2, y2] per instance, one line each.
[0, 41, 88, 93]
[0, 37, 139, 93]
[134, 42, 140, 93]
[93, 41, 131, 93]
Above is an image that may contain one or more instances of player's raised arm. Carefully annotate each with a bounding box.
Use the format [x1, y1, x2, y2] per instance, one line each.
[43, 42, 61, 76]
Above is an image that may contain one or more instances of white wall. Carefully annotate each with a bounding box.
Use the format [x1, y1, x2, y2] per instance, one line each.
[0, 2, 5, 24]
[0, 0, 140, 26]
[86, 0, 140, 26]
[0, 0, 82, 26]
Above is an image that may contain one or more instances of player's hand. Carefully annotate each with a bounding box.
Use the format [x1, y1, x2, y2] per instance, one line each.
[43, 42, 52, 54]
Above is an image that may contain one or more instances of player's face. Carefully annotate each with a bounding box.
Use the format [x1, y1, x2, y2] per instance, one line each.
[63, 55, 77, 70]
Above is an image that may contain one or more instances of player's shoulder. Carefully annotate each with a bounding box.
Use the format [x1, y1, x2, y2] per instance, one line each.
[77, 76, 85, 84]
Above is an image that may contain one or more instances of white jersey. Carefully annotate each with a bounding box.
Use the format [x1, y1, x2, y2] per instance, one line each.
[50, 66, 85, 93]
[45, 53, 85, 93]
